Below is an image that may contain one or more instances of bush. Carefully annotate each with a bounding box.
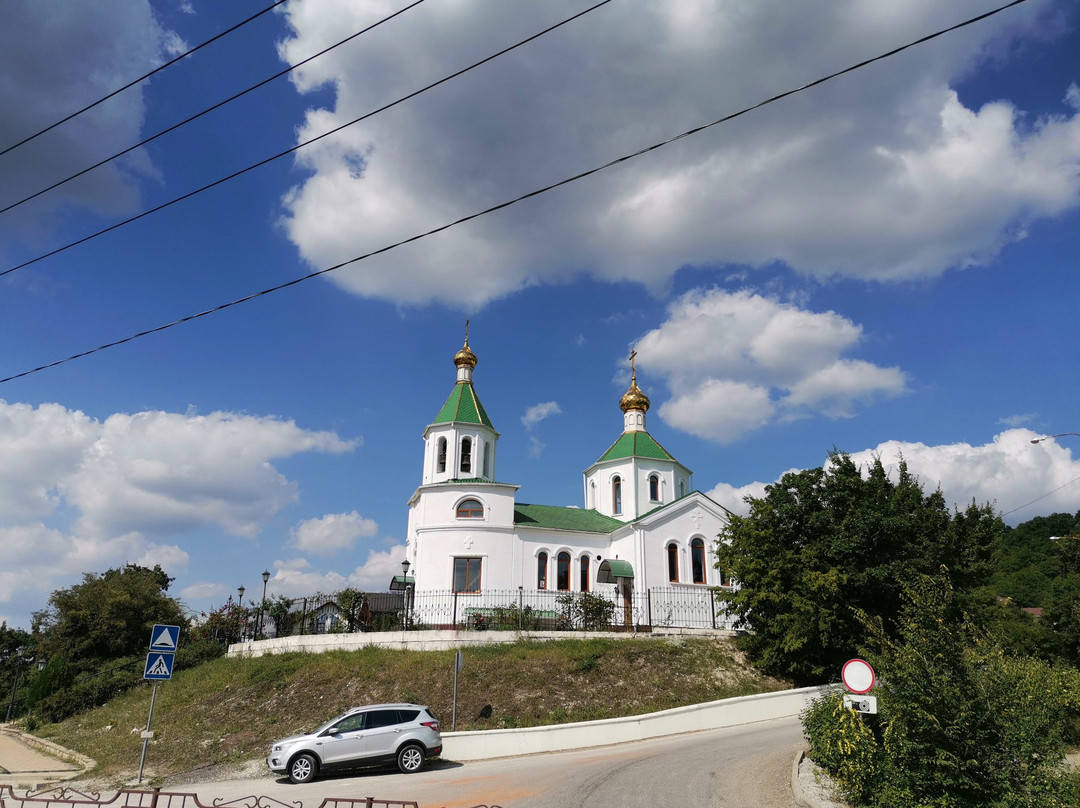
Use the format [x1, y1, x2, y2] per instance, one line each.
[557, 592, 616, 630]
[803, 575, 1080, 808]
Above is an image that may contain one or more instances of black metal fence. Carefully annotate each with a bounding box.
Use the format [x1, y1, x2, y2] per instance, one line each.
[261, 586, 735, 637]
[0, 787, 504, 808]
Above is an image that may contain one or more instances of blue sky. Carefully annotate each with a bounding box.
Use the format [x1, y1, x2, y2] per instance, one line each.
[1, 0, 1078, 630]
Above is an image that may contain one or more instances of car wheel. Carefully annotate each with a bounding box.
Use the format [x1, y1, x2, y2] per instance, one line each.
[289, 753, 317, 784]
[397, 744, 425, 773]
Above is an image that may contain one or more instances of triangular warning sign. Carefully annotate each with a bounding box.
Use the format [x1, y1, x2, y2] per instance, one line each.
[151, 626, 176, 650]
[146, 655, 171, 677]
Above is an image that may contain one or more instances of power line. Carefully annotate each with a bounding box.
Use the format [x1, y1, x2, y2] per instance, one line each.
[0, 0, 431, 217]
[0, 0, 1031, 386]
[0, 1, 290, 159]
[1001, 475, 1080, 518]
[0, 0, 617, 280]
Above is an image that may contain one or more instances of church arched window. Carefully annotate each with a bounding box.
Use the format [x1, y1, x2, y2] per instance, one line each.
[580, 556, 590, 592]
[612, 476, 622, 515]
[557, 552, 571, 591]
[456, 498, 484, 518]
[679, 479, 686, 498]
[460, 438, 472, 474]
[482, 442, 491, 478]
[691, 538, 706, 584]
[437, 437, 447, 473]
[649, 474, 660, 502]
[667, 543, 679, 582]
[537, 552, 548, 589]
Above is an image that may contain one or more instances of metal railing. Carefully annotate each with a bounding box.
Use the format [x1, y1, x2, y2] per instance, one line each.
[0, 788, 422, 808]
[262, 586, 735, 636]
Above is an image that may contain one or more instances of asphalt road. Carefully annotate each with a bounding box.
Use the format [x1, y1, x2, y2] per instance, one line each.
[193, 716, 805, 808]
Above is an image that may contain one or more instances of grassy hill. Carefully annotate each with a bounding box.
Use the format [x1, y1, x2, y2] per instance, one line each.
[34, 636, 789, 785]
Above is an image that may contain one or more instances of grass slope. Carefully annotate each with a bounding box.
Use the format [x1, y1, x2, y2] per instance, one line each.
[37, 636, 789, 784]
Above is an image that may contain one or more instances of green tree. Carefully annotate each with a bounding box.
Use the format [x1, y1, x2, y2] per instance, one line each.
[990, 511, 1080, 607]
[33, 564, 188, 667]
[717, 452, 1001, 680]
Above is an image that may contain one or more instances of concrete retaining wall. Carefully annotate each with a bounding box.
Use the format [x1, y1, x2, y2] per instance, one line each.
[226, 627, 731, 658]
[441, 685, 828, 761]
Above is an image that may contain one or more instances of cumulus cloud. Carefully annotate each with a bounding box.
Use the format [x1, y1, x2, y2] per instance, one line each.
[0, 1, 177, 257]
[276, 0, 1080, 306]
[636, 289, 907, 443]
[291, 511, 379, 556]
[0, 401, 355, 619]
[522, 401, 563, 430]
[707, 429, 1080, 525]
[255, 545, 407, 598]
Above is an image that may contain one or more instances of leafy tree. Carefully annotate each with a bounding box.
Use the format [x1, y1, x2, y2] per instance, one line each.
[803, 574, 1080, 808]
[990, 511, 1080, 607]
[33, 564, 188, 667]
[717, 452, 1001, 680]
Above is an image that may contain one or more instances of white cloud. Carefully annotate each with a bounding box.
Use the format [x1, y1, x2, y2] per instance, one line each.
[707, 429, 1080, 526]
[638, 289, 907, 443]
[0, 401, 355, 620]
[0, 2, 178, 258]
[291, 511, 379, 556]
[275, 0, 1080, 307]
[522, 401, 563, 430]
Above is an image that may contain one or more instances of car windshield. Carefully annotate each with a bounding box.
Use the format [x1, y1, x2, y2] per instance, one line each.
[311, 713, 351, 735]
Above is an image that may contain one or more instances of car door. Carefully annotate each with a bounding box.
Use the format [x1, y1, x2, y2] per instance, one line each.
[317, 711, 368, 766]
[362, 709, 406, 759]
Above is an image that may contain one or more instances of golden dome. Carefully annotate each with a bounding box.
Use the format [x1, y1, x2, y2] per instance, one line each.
[454, 341, 478, 369]
[453, 319, 478, 368]
[619, 380, 650, 413]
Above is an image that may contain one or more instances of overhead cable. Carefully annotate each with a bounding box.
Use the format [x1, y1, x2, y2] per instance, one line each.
[0, 0, 617, 279]
[0, 0, 290, 159]
[0, 0, 431, 217]
[0, 0, 1031, 385]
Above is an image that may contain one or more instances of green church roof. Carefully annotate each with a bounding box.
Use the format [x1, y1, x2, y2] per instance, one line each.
[433, 382, 493, 428]
[513, 503, 625, 533]
[595, 430, 676, 464]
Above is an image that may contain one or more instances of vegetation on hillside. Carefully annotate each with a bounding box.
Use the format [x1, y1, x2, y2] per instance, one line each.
[36, 636, 787, 784]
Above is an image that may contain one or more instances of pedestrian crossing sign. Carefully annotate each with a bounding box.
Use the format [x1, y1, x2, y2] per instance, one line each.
[144, 652, 175, 680]
[149, 624, 180, 653]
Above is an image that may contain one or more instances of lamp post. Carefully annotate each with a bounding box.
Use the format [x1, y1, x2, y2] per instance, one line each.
[1031, 433, 1080, 444]
[402, 560, 413, 631]
[5, 648, 29, 722]
[258, 570, 270, 639]
[237, 586, 246, 641]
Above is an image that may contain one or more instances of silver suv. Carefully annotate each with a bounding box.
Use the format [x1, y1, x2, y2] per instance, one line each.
[267, 703, 443, 783]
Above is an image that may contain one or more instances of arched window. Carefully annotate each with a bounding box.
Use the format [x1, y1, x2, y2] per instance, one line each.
[482, 442, 491, 478]
[679, 480, 686, 498]
[691, 538, 706, 584]
[537, 552, 548, 589]
[557, 552, 571, 591]
[649, 474, 660, 502]
[460, 438, 472, 474]
[580, 556, 590, 592]
[437, 437, 447, 473]
[612, 476, 622, 515]
[456, 498, 484, 518]
[667, 543, 679, 582]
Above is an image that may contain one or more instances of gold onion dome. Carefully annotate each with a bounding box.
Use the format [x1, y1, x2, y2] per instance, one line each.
[454, 341, 478, 369]
[619, 380, 650, 413]
[454, 319, 478, 368]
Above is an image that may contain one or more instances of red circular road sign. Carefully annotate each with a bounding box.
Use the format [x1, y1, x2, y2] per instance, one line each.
[841, 658, 875, 693]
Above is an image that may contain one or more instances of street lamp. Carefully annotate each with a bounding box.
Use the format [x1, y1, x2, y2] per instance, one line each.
[257, 569, 270, 640]
[5, 648, 30, 722]
[237, 586, 246, 641]
[1031, 433, 1080, 444]
[402, 560, 413, 631]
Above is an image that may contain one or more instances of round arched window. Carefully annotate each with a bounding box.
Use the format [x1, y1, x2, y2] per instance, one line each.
[456, 499, 484, 518]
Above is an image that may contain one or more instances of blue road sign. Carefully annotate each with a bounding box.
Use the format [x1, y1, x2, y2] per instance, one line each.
[149, 624, 180, 653]
[144, 652, 175, 680]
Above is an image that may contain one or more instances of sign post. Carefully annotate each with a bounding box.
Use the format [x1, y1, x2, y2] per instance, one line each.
[138, 624, 179, 783]
[451, 650, 464, 731]
[841, 658, 877, 714]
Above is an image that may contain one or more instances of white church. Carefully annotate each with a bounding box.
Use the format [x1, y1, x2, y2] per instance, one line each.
[397, 328, 735, 630]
